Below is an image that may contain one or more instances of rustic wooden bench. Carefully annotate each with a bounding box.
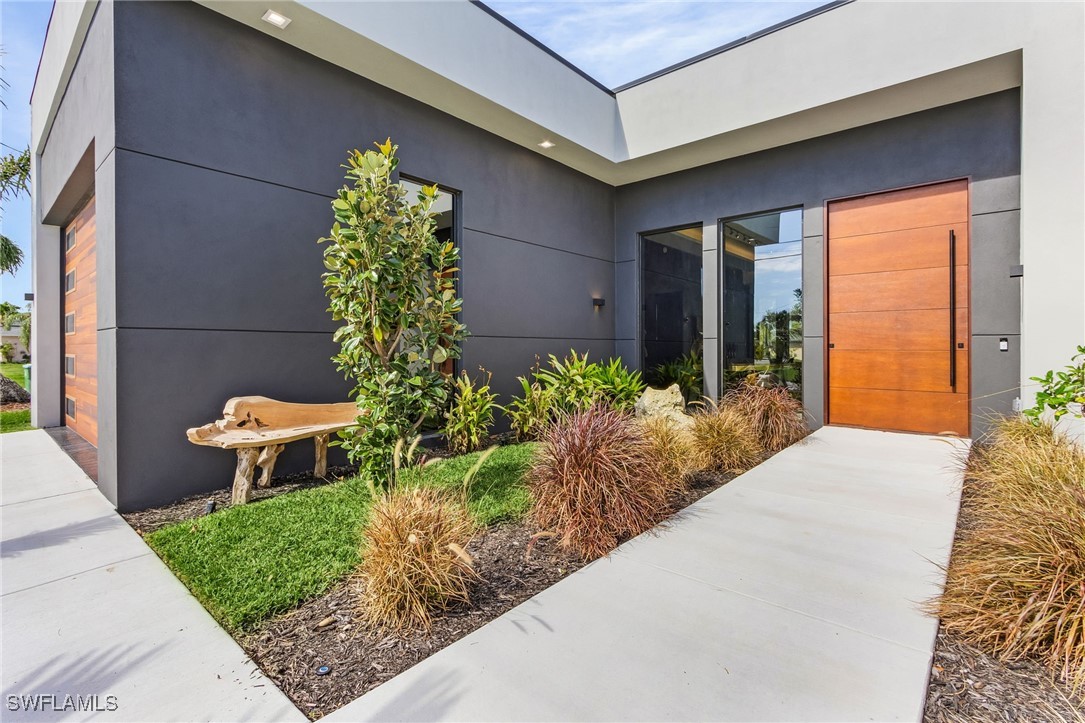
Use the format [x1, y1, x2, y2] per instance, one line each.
[186, 396, 358, 505]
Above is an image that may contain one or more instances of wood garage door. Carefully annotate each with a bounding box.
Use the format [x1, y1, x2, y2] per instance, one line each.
[827, 180, 970, 436]
[63, 195, 98, 447]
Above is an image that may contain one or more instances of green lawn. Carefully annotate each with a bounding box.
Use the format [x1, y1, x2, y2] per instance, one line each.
[146, 443, 537, 631]
[1, 362, 28, 390]
[1, 409, 32, 433]
[1, 362, 32, 434]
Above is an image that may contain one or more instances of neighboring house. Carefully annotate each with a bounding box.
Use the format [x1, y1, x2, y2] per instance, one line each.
[29, 0, 1085, 511]
[0, 323, 28, 363]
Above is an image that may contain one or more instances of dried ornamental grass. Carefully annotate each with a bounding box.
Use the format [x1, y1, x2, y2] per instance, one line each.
[690, 399, 764, 473]
[358, 487, 477, 631]
[936, 417, 1085, 690]
[530, 406, 671, 560]
[638, 416, 708, 492]
[723, 382, 809, 453]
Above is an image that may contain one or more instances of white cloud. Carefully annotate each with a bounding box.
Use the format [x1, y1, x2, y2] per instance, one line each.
[487, 0, 826, 88]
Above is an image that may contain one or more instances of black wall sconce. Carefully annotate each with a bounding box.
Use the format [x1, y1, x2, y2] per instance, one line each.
[592, 297, 605, 309]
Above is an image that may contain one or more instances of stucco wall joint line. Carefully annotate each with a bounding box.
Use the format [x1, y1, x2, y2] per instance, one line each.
[116, 326, 338, 335]
[114, 147, 336, 201]
[971, 208, 1021, 217]
[465, 227, 614, 264]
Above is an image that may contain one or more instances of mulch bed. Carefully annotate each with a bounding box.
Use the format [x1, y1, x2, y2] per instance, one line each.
[926, 626, 1083, 722]
[1, 401, 30, 412]
[237, 469, 734, 719]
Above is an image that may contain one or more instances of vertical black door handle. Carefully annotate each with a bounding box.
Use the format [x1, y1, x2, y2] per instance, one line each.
[949, 230, 957, 391]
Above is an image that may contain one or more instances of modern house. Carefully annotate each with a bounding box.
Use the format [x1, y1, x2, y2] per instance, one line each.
[29, 0, 1085, 511]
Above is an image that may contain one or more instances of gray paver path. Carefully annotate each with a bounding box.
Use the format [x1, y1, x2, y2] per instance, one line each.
[328, 425, 966, 722]
[1, 429, 304, 723]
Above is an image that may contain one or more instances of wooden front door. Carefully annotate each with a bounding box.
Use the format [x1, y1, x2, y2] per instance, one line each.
[63, 195, 98, 446]
[827, 180, 970, 436]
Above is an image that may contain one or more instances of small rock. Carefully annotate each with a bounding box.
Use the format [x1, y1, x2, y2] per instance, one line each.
[634, 384, 694, 431]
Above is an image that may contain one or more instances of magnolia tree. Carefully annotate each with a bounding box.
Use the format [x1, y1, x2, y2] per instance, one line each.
[320, 140, 467, 488]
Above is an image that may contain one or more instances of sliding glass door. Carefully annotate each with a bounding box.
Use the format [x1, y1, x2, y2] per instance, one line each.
[720, 209, 802, 396]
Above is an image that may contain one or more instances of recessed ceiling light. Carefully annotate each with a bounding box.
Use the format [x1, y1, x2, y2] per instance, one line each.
[261, 9, 292, 29]
[538, 140, 556, 149]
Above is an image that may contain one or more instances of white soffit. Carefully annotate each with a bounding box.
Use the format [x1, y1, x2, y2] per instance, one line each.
[174, 2, 1036, 184]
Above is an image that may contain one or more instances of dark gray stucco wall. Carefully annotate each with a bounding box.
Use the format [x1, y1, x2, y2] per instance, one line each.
[614, 90, 1022, 434]
[109, 1, 615, 510]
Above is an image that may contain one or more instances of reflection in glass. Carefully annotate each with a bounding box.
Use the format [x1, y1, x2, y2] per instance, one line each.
[721, 209, 802, 396]
[402, 178, 457, 378]
[641, 227, 703, 396]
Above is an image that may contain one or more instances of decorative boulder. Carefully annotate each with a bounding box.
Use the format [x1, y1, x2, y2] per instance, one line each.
[0, 375, 30, 404]
[634, 384, 693, 431]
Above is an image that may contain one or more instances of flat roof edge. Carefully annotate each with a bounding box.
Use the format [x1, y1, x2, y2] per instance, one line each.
[470, 0, 616, 96]
[612, 0, 854, 93]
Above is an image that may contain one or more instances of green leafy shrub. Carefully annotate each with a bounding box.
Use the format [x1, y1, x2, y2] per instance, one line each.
[530, 405, 670, 560]
[1024, 345, 1085, 424]
[444, 370, 498, 455]
[936, 417, 1085, 689]
[500, 374, 554, 442]
[651, 351, 703, 401]
[690, 398, 763, 473]
[319, 140, 467, 489]
[722, 381, 809, 453]
[501, 351, 645, 439]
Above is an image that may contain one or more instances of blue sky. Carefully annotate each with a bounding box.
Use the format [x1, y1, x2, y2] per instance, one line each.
[1, 0, 52, 306]
[488, 0, 826, 88]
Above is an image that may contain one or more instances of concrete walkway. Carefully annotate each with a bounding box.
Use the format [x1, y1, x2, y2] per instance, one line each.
[328, 426, 966, 722]
[1, 430, 303, 722]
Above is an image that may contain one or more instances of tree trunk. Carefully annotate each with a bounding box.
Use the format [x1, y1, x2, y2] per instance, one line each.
[232, 447, 260, 505]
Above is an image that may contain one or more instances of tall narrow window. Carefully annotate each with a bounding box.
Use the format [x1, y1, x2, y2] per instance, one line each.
[65, 228, 77, 252]
[720, 208, 803, 395]
[640, 226, 703, 392]
[65, 313, 76, 334]
[65, 270, 76, 293]
[65, 355, 76, 376]
[65, 397, 77, 419]
[401, 176, 458, 377]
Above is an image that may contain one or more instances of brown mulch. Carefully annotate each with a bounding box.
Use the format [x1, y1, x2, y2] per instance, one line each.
[121, 466, 357, 535]
[926, 626, 1084, 723]
[1, 401, 30, 412]
[238, 469, 734, 720]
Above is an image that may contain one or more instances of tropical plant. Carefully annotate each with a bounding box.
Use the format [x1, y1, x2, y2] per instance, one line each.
[651, 350, 703, 401]
[722, 380, 809, 453]
[935, 417, 1085, 690]
[319, 140, 467, 489]
[0, 301, 20, 329]
[530, 405, 670, 560]
[690, 398, 763, 473]
[1024, 345, 1085, 424]
[500, 372, 553, 442]
[357, 486, 476, 630]
[0, 343, 12, 363]
[532, 351, 644, 414]
[0, 146, 30, 276]
[444, 369, 498, 455]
